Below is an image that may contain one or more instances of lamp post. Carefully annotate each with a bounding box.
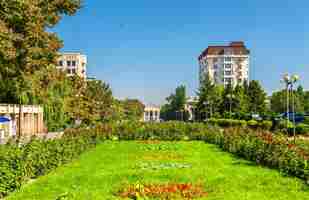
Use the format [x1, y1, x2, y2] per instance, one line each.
[290, 75, 299, 143]
[282, 74, 290, 128]
[282, 73, 299, 143]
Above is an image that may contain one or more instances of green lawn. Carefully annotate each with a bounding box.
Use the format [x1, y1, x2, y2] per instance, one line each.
[7, 141, 309, 200]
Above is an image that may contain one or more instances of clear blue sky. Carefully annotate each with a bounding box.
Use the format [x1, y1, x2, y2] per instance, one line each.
[53, 0, 309, 105]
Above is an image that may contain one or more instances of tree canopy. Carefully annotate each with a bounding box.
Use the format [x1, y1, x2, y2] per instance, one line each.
[0, 0, 81, 103]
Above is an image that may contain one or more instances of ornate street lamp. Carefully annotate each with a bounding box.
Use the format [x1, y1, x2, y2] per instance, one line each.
[281, 74, 291, 128]
[281, 73, 299, 143]
[290, 75, 299, 143]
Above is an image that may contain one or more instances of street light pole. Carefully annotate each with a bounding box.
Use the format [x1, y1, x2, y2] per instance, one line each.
[283, 74, 290, 128]
[282, 73, 299, 143]
[290, 75, 299, 143]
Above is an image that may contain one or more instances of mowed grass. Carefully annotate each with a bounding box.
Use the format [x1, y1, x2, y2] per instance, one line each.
[7, 141, 309, 200]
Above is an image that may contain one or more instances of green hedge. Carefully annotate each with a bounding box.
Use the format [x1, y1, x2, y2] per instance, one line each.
[207, 118, 247, 127]
[0, 135, 97, 198]
[1, 121, 309, 198]
[207, 118, 273, 130]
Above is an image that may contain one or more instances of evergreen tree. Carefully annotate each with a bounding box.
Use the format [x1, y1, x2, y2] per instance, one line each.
[304, 91, 309, 114]
[233, 84, 249, 113]
[220, 83, 236, 117]
[248, 80, 267, 113]
[196, 74, 222, 120]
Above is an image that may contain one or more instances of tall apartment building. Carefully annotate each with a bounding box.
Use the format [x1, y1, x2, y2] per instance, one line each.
[198, 41, 250, 87]
[57, 52, 87, 79]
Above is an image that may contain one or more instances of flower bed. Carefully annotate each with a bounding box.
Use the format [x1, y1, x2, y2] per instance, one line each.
[135, 162, 192, 170]
[117, 183, 208, 199]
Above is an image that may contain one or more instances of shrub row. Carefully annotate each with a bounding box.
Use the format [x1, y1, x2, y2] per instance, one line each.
[0, 134, 97, 198]
[208, 118, 309, 135]
[202, 127, 309, 183]
[207, 118, 273, 130]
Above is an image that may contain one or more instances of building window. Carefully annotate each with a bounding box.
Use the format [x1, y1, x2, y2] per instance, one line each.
[225, 71, 232, 75]
[213, 64, 218, 69]
[213, 58, 218, 63]
[59, 60, 63, 66]
[67, 69, 71, 74]
[72, 68, 76, 74]
[72, 60, 76, 66]
[225, 78, 232, 85]
[225, 57, 232, 62]
[225, 64, 232, 69]
[67, 60, 71, 67]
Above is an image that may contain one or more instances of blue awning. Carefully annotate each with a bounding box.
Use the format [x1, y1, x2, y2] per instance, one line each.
[0, 117, 10, 123]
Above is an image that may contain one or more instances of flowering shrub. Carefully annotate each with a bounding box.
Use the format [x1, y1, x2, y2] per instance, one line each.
[201, 127, 309, 182]
[117, 183, 207, 199]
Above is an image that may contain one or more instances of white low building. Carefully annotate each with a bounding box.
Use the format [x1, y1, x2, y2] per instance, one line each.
[143, 105, 160, 122]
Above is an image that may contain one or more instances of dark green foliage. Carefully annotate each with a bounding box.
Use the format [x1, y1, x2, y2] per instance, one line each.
[295, 124, 309, 135]
[303, 117, 309, 125]
[0, 135, 96, 198]
[160, 85, 188, 121]
[248, 80, 267, 113]
[207, 118, 273, 131]
[196, 74, 223, 120]
[120, 99, 145, 121]
[270, 89, 304, 114]
[207, 118, 247, 127]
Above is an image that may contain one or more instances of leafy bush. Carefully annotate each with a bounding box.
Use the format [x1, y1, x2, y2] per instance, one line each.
[247, 120, 258, 129]
[0, 135, 97, 198]
[296, 123, 309, 135]
[303, 117, 309, 125]
[260, 121, 273, 130]
[207, 118, 247, 127]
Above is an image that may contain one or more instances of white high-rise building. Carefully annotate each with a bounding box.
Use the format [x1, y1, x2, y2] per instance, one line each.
[198, 41, 250, 87]
[57, 52, 87, 79]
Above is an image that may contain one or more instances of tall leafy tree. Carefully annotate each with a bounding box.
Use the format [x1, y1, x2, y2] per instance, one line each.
[270, 89, 304, 114]
[26, 65, 73, 130]
[167, 85, 187, 111]
[65, 77, 114, 125]
[85, 80, 114, 122]
[248, 80, 267, 113]
[220, 83, 237, 116]
[0, 0, 81, 103]
[161, 85, 188, 121]
[121, 99, 145, 121]
[233, 84, 249, 113]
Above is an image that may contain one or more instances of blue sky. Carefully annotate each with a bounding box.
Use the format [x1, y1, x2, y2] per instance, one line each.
[53, 0, 309, 105]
